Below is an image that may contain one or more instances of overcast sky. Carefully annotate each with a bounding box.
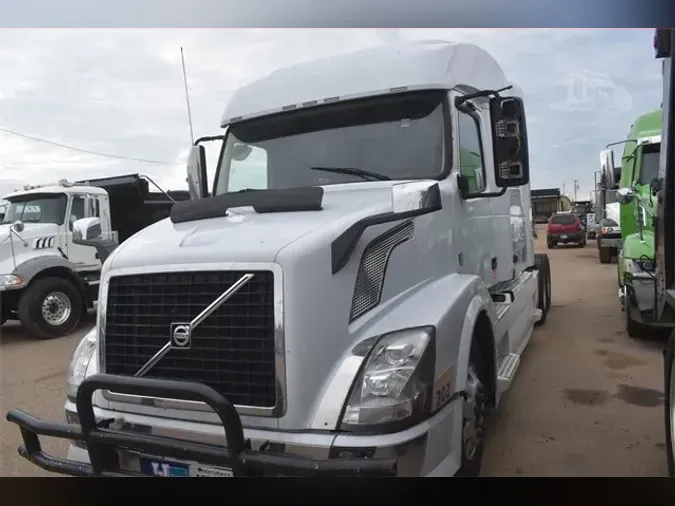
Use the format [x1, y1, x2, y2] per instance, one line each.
[0, 28, 663, 200]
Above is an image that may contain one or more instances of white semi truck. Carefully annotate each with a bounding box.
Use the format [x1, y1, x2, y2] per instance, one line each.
[0, 174, 189, 339]
[6, 40, 551, 477]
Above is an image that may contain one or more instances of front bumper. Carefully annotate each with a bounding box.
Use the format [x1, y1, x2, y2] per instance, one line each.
[6, 374, 401, 477]
[598, 236, 622, 249]
[6, 374, 447, 477]
[624, 275, 656, 317]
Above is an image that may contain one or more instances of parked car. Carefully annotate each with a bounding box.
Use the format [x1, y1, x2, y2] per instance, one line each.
[547, 212, 586, 248]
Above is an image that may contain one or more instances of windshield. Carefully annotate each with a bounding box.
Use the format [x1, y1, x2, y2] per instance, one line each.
[1, 194, 67, 225]
[214, 90, 448, 194]
[638, 143, 660, 185]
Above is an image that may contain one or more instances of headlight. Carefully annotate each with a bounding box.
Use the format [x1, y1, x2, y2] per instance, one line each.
[625, 258, 654, 276]
[66, 329, 97, 401]
[0, 274, 24, 288]
[341, 326, 435, 433]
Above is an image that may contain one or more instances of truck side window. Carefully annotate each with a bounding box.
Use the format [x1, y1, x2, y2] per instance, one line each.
[228, 145, 269, 191]
[70, 196, 85, 228]
[457, 109, 486, 193]
[89, 198, 100, 218]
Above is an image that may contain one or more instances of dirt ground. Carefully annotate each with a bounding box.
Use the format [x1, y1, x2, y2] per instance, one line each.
[0, 226, 669, 476]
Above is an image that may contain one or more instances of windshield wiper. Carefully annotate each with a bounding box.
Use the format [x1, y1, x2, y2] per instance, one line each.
[310, 166, 391, 181]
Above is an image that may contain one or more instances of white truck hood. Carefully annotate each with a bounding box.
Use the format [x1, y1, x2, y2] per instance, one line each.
[106, 183, 401, 272]
[0, 223, 61, 275]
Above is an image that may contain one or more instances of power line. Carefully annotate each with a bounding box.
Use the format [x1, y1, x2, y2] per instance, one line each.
[0, 126, 176, 165]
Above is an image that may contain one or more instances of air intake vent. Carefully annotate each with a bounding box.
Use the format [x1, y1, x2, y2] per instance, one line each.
[350, 221, 414, 321]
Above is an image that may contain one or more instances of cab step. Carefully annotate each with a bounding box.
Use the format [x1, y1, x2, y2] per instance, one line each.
[497, 353, 520, 382]
[533, 308, 543, 323]
[496, 353, 521, 399]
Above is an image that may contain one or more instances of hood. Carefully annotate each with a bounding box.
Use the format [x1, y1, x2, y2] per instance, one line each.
[107, 182, 402, 272]
[606, 203, 621, 226]
[0, 223, 61, 274]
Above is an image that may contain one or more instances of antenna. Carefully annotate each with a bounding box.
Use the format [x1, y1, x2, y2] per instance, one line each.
[181, 47, 195, 145]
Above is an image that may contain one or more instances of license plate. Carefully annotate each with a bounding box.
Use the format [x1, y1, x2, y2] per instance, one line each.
[561, 235, 567, 240]
[139, 456, 233, 477]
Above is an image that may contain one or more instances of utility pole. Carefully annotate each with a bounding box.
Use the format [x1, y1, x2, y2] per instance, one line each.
[573, 179, 579, 202]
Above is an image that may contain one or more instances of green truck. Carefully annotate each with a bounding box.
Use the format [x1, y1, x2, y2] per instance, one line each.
[601, 108, 664, 338]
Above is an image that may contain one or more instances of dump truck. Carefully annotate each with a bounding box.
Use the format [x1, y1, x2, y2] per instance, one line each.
[601, 106, 664, 338]
[0, 174, 189, 339]
[6, 40, 551, 477]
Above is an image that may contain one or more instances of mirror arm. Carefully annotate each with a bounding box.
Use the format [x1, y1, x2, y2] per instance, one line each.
[455, 85, 513, 107]
[194, 134, 225, 146]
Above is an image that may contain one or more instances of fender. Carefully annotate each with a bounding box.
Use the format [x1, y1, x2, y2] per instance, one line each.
[455, 294, 496, 395]
[12, 255, 86, 294]
[310, 273, 495, 431]
[621, 230, 655, 286]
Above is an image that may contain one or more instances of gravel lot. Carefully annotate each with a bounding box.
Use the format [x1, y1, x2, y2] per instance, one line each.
[0, 226, 669, 476]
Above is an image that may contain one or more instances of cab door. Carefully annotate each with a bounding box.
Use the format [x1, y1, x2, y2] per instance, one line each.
[65, 193, 100, 269]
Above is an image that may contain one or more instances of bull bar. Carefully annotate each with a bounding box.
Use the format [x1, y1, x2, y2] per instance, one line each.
[5, 374, 398, 477]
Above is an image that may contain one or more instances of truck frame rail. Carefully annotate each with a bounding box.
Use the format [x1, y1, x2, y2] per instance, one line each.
[6, 374, 397, 477]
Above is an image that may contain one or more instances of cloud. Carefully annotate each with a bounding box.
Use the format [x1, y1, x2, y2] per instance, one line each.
[0, 28, 662, 200]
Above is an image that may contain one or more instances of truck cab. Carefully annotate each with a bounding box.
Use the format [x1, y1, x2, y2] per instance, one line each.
[6, 40, 551, 477]
[0, 175, 187, 339]
[601, 108, 664, 337]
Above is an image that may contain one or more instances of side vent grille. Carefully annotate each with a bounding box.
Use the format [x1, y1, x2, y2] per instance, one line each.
[350, 221, 414, 321]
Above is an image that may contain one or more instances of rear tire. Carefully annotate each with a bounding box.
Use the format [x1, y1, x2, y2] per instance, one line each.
[455, 339, 487, 477]
[599, 247, 611, 264]
[547, 242, 555, 249]
[17, 276, 84, 340]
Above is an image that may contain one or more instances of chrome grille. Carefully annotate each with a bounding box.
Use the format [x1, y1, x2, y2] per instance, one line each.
[103, 270, 277, 408]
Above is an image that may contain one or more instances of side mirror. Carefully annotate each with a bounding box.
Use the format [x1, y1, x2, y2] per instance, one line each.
[12, 220, 24, 233]
[187, 145, 209, 200]
[72, 217, 102, 241]
[600, 149, 617, 188]
[489, 96, 530, 187]
[616, 187, 635, 205]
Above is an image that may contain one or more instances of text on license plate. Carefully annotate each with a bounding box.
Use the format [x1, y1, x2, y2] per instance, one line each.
[140, 456, 233, 477]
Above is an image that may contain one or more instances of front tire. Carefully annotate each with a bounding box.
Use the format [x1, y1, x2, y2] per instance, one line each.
[599, 247, 611, 264]
[534, 253, 550, 326]
[455, 340, 487, 476]
[17, 277, 84, 340]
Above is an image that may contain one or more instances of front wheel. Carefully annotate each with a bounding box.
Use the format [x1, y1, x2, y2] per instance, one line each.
[534, 254, 550, 326]
[17, 277, 84, 339]
[665, 331, 675, 476]
[599, 247, 611, 264]
[455, 341, 487, 476]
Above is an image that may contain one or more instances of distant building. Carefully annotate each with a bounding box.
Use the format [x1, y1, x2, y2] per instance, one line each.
[531, 188, 572, 222]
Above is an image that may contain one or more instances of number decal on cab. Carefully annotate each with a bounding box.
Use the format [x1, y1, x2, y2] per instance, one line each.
[431, 365, 454, 412]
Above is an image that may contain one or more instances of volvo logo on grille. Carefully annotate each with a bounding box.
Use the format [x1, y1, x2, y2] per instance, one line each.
[133, 273, 255, 378]
[171, 323, 192, 348]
